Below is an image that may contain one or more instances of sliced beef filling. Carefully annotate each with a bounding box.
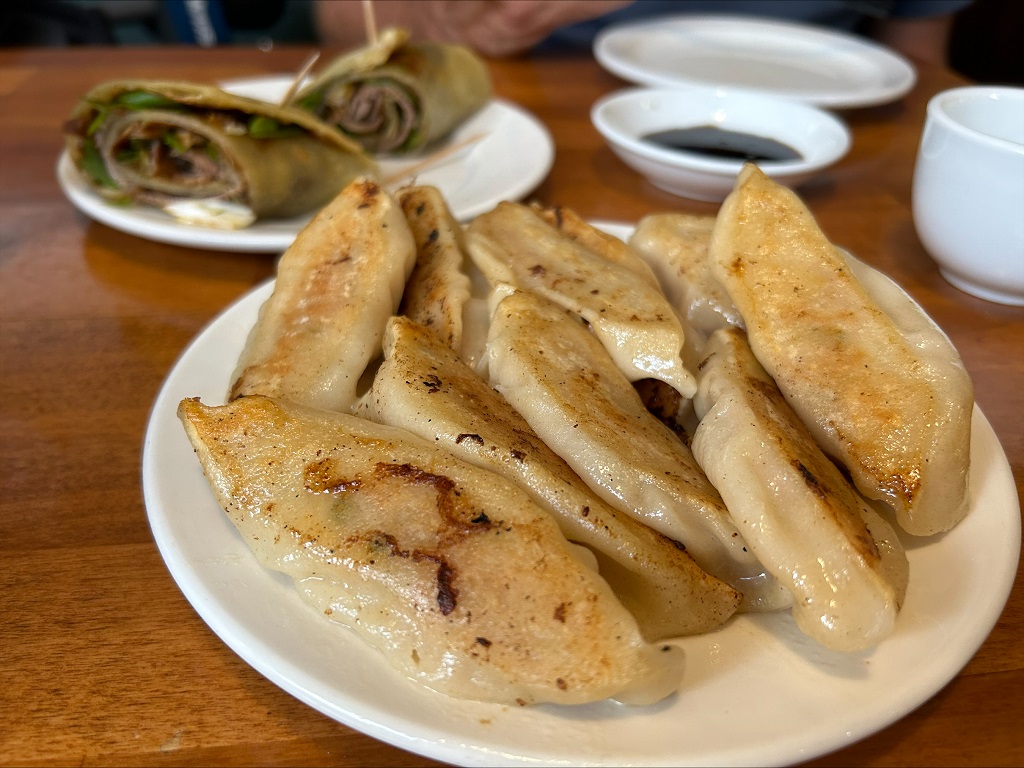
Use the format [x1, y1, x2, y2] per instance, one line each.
[321, 81, 418, 154]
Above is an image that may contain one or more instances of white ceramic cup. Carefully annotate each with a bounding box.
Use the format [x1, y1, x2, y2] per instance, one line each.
[912, 86, 1024, 305]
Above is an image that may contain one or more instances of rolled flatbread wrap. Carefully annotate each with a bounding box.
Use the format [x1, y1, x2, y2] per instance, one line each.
[63, 78, 376, 221]
[290, 27, 492, 154]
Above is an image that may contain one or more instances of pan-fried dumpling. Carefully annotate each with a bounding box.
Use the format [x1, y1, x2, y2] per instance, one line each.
[395, 185, 472, 352]
[629, 212, 742, 336]
[356, 315, 741, 640]
[486, 286, 790, 612]
[532, 204, 664, 288]
[692, 328, 910, 651]
[395, 185, 491, 371]
[710, 165, 973, 536]
[179, 394, 684, 706]
[229, 178, 416, 412]
[466, 201, 697, 399]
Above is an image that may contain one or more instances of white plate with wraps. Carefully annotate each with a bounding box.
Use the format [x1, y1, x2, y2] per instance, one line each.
[57, 75, 553, 253]
[143, 224, 1019, 766]
[594, 15, 917, 109]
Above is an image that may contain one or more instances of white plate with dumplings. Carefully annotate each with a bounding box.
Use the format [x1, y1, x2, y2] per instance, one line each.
[143, 224, 1020, 767]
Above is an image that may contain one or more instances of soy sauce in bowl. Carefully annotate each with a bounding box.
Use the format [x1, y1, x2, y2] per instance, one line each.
[641, 126, 803, 163]
[591, 86, 851, 201]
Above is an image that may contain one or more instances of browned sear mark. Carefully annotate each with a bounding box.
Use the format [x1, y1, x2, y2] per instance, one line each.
[793, 459, 826, 499]
[356, 179, 381, 208]
[357, 527, 461, 616]
[368, 462, 510, 614]
[437, 563, 457, 615]
[304, 458, 362, 494]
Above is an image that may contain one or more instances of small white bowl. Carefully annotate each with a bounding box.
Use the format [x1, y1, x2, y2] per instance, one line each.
[591, 87, 851, 202]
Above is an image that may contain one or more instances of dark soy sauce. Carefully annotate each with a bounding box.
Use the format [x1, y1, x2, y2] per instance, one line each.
[641, 126, 803, 163]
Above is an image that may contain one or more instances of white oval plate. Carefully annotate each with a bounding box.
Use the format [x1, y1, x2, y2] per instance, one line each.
[57, 77, 553, 253]
[594, 15, 917, 109]
[143, 225, 1019, 766]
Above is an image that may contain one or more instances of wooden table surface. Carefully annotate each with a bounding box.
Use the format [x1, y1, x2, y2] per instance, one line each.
[1, 43, 1021, 768]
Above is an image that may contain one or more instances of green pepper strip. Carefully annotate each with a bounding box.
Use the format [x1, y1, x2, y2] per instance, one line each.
[113, 91, 183, 110]
[79, 139, 118, 189]
[247, 115, 304, 139]
[163, 130, 189, 154]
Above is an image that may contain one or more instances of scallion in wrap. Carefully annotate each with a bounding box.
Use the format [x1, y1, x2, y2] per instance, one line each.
[63, 79, 377, 222]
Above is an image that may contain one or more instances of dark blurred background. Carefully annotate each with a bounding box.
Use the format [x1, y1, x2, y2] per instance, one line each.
[947, 0, 1024, 84]
[0, 0, 1020, 85]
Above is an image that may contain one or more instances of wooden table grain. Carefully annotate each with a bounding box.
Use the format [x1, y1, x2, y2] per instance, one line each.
[0, 44, 1021, 768]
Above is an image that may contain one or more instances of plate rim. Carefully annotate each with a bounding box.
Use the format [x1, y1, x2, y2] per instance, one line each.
[593, 14, 918, 109]
[143, 223, 1021, 766]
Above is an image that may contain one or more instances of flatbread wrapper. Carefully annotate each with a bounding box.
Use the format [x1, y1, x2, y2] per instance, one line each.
[63, 78, 377, 220]
[291, 27, 492, 154]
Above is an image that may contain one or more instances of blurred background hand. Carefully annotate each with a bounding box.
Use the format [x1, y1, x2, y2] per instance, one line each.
[315, 0, 633, 57]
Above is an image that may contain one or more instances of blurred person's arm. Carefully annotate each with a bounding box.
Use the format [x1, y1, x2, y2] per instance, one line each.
[314, 0, 632, 57]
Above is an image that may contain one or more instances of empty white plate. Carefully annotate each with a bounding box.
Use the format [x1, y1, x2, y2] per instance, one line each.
[594, 15, 917, 109]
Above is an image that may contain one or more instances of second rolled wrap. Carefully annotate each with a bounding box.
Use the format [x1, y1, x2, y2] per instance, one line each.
[290, 27, 492, 154]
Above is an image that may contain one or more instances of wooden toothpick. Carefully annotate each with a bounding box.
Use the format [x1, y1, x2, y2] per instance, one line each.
[382, 132, 489, 186]
[363, 0, 379, 44]
[279, 50, 321, 105]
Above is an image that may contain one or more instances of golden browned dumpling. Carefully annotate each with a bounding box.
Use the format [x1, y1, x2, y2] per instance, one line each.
[179, 394, 684, 706]
[395, 185, 491, 370]
[356, 314, 741, 640]
[629, 212, 742, 336]
[466, 201, 698, 399]
[693, 328, 910, 651]
[229, 178, 416, 412]
[710, 165, 974, 536]
[486, 286, 791, 612]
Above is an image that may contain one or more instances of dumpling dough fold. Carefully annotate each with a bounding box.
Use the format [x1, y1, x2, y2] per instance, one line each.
[466, 201, 697, 399]
[628, 212, 742, 336]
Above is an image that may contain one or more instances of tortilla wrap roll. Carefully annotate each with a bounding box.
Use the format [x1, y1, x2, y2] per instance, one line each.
[63, 79, 377, 223]
[290, 27, 492, 154]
